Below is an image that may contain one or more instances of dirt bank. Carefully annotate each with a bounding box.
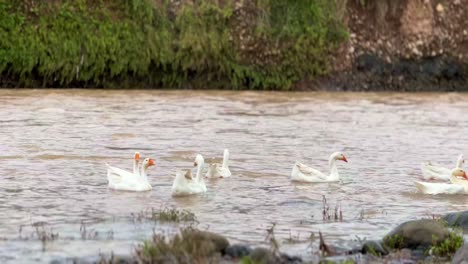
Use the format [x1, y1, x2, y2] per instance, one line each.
[314, 0, 468, 91]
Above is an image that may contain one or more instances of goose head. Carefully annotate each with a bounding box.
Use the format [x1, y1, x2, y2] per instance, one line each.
[331, 152, 348, 163]
[142, 157, 156, 168]
[451, 168, 468, 180]
[194, 154, 204, 167]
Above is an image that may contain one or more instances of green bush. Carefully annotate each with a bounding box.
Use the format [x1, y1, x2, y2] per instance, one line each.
[0, 0, 347, 89]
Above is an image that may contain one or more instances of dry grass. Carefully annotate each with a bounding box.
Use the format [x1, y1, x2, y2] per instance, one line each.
[135, 227, 223, 264]
[151, 207, 197, 223]
[322, 195, 343, 222]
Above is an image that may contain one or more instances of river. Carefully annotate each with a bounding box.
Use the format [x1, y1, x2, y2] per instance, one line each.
[0, 90, 467, 263]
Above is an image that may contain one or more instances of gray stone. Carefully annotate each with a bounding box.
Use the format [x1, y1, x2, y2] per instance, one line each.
[280, 253, 303, 263]
[452, 244, 468, 264]
[249, 247, 280, 264]
[384, 219, 449, 249]
[182, 229, 230, 253]
[443, 211, 468, 230]
[224, 244, 251, 258]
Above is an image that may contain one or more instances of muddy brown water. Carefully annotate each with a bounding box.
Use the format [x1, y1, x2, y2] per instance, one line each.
[0, 89, 467, 263]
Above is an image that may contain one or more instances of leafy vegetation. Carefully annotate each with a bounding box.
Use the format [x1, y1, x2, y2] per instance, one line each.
[0, 0, 347, 89]
[430, 230, 463, 257]
[383, 234, 404, 250]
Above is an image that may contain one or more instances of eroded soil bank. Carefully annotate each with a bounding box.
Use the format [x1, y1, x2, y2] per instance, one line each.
[1, 0, 466, 91]
[316, 0, 468, 92]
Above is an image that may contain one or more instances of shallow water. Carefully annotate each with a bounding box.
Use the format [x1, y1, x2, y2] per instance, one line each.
[0, 89, 468, 263]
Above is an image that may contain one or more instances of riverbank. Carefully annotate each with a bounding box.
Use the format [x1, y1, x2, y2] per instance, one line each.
[1, 0, 466, 91]
[62, 209, 468, 264]
[0, 0, 345, 90]
[317, 0, 468, 92]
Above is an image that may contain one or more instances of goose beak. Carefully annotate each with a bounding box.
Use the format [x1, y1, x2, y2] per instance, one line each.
[134, 152, 140, 160]
[148, 159, 155, 166]
[464, 171, 468, 180]
[341, 156, 348, 163]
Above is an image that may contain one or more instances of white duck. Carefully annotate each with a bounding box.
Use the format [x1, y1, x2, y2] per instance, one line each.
[421, 154, 464, 181]
[205, 149, 231, 178]
[415, 168, 468, 195]
[172, 154, 207, 196]
[107, 155, 155, 192]
[291, 152, 348, 183]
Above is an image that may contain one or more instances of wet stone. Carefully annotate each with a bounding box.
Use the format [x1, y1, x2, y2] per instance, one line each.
[452, 244, 468, 264]
[443, 210, 468, 230]
[249, 247, 280, 264]
[224, 244, 252, 258]
[384, 219, 449, 250]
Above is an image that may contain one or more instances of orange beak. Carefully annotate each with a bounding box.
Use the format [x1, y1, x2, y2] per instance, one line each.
[463, 171, 468, 180]
[194, 162, 198, 167]
[341, 156, 348, 163]
[134, 152, 140, 160]
[148, 159, 155, 166]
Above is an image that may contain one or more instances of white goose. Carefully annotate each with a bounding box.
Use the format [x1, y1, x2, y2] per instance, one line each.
[421, 154, 464, 181]
[107, 154, 155, 192]
[172, 154, 207, 196]
[205, 149, 231, 178]
[291, 152, 348, 183]
[415, 168, 468, 195]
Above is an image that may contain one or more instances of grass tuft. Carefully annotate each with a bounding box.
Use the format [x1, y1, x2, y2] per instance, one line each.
[135, 227, 224, 264]
[383, 234, 404, 250]
[430, 230, 463, 257]
[151, 207, 197, 223]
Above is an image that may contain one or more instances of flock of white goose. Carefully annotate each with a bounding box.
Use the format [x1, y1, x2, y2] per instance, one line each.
[416, 154, 468, 194]
[106, 150, 232, 195]
[105, 151, 468, 196]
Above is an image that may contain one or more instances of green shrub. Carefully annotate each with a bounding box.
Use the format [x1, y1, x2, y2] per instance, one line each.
[430, 231, 463, 257]
[0, 0, 347, 89]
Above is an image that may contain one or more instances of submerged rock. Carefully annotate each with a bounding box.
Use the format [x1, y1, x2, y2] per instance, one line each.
[384, 219, 449, 250]
[51, 255, 135, 264]
[224, 244, 252, 258]
[249, 247, 280, 264]
[452, 244, 468, 264]
[443, 211, 468, 230]
[280, 253, 303, 263]
[182, 229, 230, 254]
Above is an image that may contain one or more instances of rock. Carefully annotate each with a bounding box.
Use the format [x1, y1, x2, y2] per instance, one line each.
[182, 229, 230, 254]
[280, 253, 303, 263]
[400, 0, 434, 41]
[436, 3, 444, 13]
[454, 0, 461, 5]
[224, 244, 251, 258]
[443, 211, 468, 230]
[53, 255, 135, 264]
[361, 240, 389, 256]
[452, 244, 468, 264]
[249, 248, 280, 264]
[384, 219, 450, 249]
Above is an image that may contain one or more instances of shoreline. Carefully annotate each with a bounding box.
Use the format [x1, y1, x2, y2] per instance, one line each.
[45, 208, 468, 264]
[2, 1, 466, 91]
